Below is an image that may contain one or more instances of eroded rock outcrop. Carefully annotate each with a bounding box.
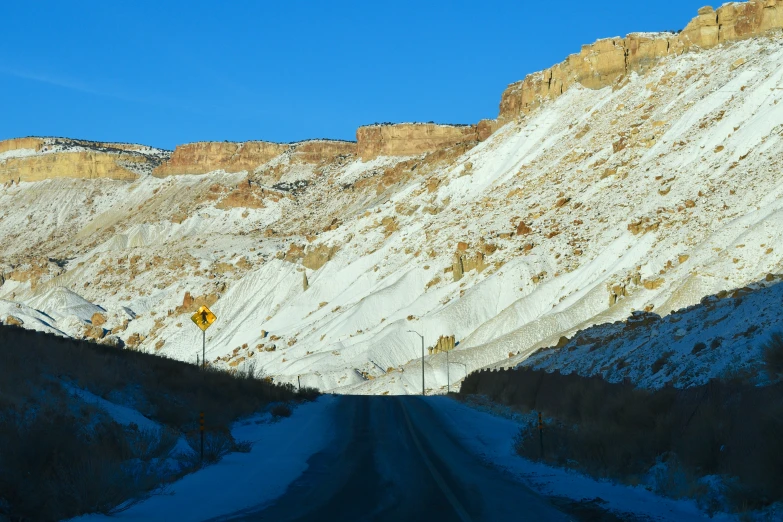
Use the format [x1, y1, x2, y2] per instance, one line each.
[0, 137, 45, 154]
[498, 0, 783, 120]
[1, 151, 147, 183]
[429, 335, 455, 355]
[153, 141, 289, 177]
[5, 316, 24, 327]
[153, 139, 357, 177]
[356, 123, 480, 161]
[289, 140, 356, 163]
[0, 137, 167, 183]
[303, 244, 339, 271]
[451, 251, 487, 282]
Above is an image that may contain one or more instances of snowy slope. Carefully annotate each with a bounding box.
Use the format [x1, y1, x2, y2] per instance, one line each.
[517, 277, 783, 389]
[2, 35, 783, 393]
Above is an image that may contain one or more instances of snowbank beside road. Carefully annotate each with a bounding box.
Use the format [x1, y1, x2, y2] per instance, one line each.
[427, 396, 726, 521]
[72, 395, 338, 522]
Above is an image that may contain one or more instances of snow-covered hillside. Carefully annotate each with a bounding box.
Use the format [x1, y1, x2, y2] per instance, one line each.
[3, 33, 783, 394]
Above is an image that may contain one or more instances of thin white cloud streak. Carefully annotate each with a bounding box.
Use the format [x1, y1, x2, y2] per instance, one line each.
[0, 66, 138, 102]
[0, 66, 265, 120]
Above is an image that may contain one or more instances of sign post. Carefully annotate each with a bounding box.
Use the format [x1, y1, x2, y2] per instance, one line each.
[446, 349, 450, 393]
[407, 330, 425, 395]
[191, 305, 217, 463]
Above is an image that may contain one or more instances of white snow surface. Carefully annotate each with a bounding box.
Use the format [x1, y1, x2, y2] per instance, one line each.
[3, 36, 783, 393]
[71, 396, 338, 522]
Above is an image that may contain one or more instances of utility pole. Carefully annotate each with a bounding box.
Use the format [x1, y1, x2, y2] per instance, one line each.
[407, 330, 425, 395]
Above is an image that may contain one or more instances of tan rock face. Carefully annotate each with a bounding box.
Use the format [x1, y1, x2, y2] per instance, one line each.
[356, 124, 480, 161]
[84, 325, 106, 340]
[0, 137, 45, 154]
[303, 244, 339, 271]
[477, 119, 502, 141]
[153, 140, 357, 177]
[429, 335, 455, 355]
[5, 315, 24, 327]
[0, 137, 167, 183]
[451, 251, 487, 281]
[290, 140, 356, 163]
[1, 151, 147, 183]
[91, 312, 107, 327]
[516, 221, 532, 235]
[153, 141, 289, 177]
[498, 0, 783, 120]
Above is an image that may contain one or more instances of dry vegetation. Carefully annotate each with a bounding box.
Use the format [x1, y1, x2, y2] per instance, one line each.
[0, 324, 315, 521]
[460, 363, 783, 514]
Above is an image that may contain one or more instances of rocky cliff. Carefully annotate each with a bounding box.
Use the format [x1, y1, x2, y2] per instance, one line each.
[152, 141, 289, 177]
[0, 137, 169, 183]
[356, 123, 480, 160]
[0, 137, 45, 154]
[153, 139, 356, 177]
[3, 18, 783, 398]
[499, 0, 783, 119]
[289, 140, 356, 163]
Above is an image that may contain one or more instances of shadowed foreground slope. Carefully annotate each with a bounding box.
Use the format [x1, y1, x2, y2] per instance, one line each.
[0, 325, 307, 521]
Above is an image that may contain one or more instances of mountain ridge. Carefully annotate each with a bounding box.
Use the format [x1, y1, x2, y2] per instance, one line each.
[2, 1, 783, 395]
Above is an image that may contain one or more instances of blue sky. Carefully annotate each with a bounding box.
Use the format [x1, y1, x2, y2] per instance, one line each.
[0, 0, 709, 149]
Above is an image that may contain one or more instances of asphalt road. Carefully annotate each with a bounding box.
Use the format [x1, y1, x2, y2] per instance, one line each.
[218, 396, 572, 522]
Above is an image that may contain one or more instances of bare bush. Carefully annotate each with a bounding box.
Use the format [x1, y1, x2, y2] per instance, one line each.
[0, 411, 158, 521]
[185, 429, 236, 464]
[184, 429, 253, 464]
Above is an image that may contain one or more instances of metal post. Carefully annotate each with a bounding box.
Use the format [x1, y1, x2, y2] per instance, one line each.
[201, 330, 206, 462]
[407, 330, 425, 396]
[297, 375, 301, 391]
[421, 335, 424, 396]
[447, 349, 450, 393]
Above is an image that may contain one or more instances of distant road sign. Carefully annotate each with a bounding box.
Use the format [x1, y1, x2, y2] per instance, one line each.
[191, 305, 217, 331]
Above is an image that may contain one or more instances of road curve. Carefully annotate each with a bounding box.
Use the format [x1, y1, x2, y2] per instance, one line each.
[215, 396, 572, 522]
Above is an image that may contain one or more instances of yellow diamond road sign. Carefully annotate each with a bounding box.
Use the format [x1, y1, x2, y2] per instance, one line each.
[191, 305, 217, 331]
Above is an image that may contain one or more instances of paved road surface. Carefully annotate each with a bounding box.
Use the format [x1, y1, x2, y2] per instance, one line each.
[216, 396, 571, 522]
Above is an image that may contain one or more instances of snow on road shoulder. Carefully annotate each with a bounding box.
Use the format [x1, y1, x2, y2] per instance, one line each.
[72, 395, 338, 522]
[427, 396, 727, 521]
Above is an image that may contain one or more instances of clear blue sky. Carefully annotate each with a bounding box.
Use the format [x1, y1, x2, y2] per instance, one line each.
[0, 0, 709, 150]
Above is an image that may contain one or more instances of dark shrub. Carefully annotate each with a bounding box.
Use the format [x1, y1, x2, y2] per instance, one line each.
[461, 367, 783, 511]
[0, 324, 299, 520]
[297, 387, 321, 402]
[271, 403, 293, 418]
